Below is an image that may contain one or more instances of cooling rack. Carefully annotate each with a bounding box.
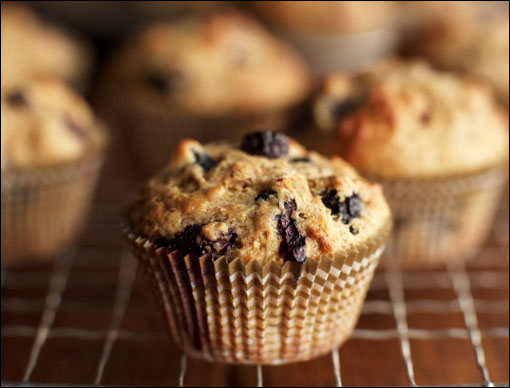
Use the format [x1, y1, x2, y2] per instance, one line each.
[2, 139, 508, 387]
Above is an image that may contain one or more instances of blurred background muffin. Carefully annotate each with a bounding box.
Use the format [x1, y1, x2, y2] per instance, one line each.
[1, 2, 92, 90]
[312, 60, 509, 268]
[96, 9, 311, 174]
[250, 1, 399, 74]
[1, 77, 107, 267]
[399, 1, 509, 106]
[26, 1, 226, 39]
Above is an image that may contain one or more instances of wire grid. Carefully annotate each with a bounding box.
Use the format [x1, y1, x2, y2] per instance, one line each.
[1, 168, 508, 386]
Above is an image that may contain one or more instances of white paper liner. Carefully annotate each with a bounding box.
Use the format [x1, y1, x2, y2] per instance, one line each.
[377, 165, 508, 269]
[123, 218, 391, 365]
[1, 147, 106, 267]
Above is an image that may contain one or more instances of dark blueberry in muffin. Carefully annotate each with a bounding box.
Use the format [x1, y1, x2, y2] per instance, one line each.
[345, 194, 362, 219]
[276, 200, 306, 263]
[349, 225, 359, 235]
[255, 189, 277, 201]
[146, 69, 186, 93]
[5, 90, 27, 107]
[320, 189, 341, 216]
[329, 98, 361, 122]
[205, 229, 238, 259]
[193, 152, 217, 173]
[241, 131, 289, 158]
[289, 157, 312, 164]
[64, 114, 89, 140]
[420, 111, 431, 125]
[155, 224, 237, 260]
[393, 216, 407, 230]
[321, 191, 362, 224]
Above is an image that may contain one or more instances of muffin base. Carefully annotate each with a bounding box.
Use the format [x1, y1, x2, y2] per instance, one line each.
[1, 152, 106, 267]
[377, 165, 508, 270]
[123, 219, 391, 365]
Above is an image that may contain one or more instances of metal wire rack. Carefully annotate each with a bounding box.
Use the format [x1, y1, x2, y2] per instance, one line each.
[2, 147, 508, 387]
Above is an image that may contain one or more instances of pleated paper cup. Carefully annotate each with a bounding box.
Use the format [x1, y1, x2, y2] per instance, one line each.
[377, 165, 508, 270]
[278, 26, 398, 76]
[96, 87, 302, 175]
[1, 141, 107, 267]
[122, 219, 391, 365]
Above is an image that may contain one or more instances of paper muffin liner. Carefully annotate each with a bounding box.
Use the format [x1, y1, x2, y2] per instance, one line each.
[122, 219, 391, 365]
[376, 165, 508, 270]
[1, 145, 107, 267]
[277, 26, 398, 76]
[95, 85, 304, 175]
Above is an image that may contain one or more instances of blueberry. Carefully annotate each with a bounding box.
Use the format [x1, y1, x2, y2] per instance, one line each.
[420, 111, 431, 125]
[241, 131, 289, 158]
[320, 190, 362, 224]
[255, 189, 277, 201]
[345, 194, 361, 218]
[64, 115, 89, 140]
[329, 98, 360, 122]
[155, 224, 237, 260]
[289, 157, 312, 164]
[146, 69, 185, 93]
[276, 200, 306, 263]
[193, 152, 216, 173]
[349, 225, 358, 235]
[5, 90, 27, 107]
[320, 189, 341, 216]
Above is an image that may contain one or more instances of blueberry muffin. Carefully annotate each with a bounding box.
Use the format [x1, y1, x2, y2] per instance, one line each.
[399, 2, 509, 106]
[1, 78, 107, 266]
[1, 2, 91, 88]
[250, 1, 398, 74]
[97, 9, 311, 173]
[123, 130, 391, 364]
[313, 60, 509, 268]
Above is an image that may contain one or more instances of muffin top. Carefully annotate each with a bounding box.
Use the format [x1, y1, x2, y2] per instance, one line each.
[1, 77, 105, 170]
[400, 3, 509, 105]
[126, 131, 391, 265]
[313, 60, 509, 180]
[108, 10, 311, 115]
[1, 2, 89, 86]
[251, 1, 397, 34]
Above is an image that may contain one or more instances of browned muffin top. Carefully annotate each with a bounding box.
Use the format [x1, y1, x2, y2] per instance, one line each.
[126, 131, 391, 265]
[314, 60, 509, 180]
[1, 77, 105, 170]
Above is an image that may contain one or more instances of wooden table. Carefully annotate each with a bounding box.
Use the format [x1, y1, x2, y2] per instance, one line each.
[2, 131, 509, 387]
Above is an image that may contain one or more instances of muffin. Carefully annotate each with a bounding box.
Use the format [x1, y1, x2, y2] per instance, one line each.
[399, 2, 509, 106]
[1, 2, 91, 89]
[123, 130, 391, 364]
[1, 77, 107, 267]
[96, 10, 311, 174]
[251, 1, 398, 74]
[313, 60, 509, 268]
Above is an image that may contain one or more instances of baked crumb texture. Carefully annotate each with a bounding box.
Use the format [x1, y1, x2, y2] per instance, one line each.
[127, 131, 391, 265]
